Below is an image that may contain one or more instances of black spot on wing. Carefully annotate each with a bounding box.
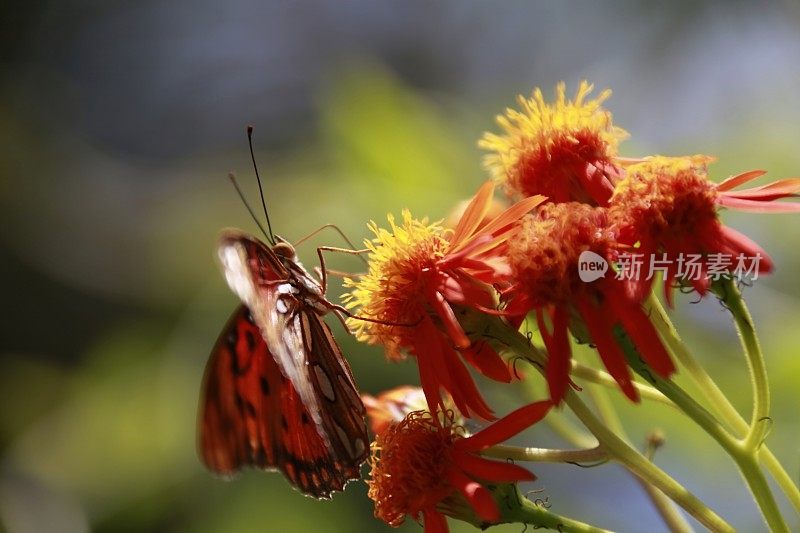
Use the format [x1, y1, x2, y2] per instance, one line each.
[226, 330, 237, 349]
[245, 330, 257, 351]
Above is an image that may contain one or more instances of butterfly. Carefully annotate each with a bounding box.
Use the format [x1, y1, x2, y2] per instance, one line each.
[198, 128, 368, 498]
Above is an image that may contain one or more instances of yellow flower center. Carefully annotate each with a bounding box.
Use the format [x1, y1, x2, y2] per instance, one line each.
[480, 80, 628, 202]
[343, 210, 449, 359]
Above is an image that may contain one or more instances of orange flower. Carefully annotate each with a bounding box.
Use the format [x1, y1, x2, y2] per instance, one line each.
[610, 156, 800, 303]
[344, 182, 545, 420]
[504, 203, 675, 402]
[368, 401, 552, 532]
[363, 386, 438, 436]
[480, 81, 628, 205]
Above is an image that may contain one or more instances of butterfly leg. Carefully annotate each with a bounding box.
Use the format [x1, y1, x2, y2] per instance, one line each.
[320, 299, 422, 329]
[295, 224, 368, 266]
[315, 246, 369, 295]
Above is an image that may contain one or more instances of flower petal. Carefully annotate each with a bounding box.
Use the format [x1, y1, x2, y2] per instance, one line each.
[440, 342, 496, 421]
[452, 449, 536, 482]
[716, 169, 767, 191]
[604, 288, 675, 377]
[471, 194, 547, 242]
[460, 400, 553, 451]
[428, 288, 471, 349]
[422, 507, 449, 533]
[577, 297, 639, 402]
[450, 181, 495, 252]
[719, 178, 800, 200]
[461, 342, 513, 383]
[717, 195, 800, 213]
[719, 225, 774, 274]
[446, 470, 500, 523]
[417, 349, 446, 416]
[540, 307, 572, 403]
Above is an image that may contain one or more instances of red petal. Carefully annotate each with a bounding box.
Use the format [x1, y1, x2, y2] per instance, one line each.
[441, 342, 496, 420]
[541, 307, 572, 403]
[450, 181, 495, 252]
[535, 308, 552, 343]
[417, 347, 446, 416]
[461, 400, 553, 451]
[577, 297, 639, 402]
[422, 507, 449, 533]
[605, 288, 676, 377]
[719, 178, 800, 200]
[719, 225, 774, 273]
[428, 288, 471, 349]
[581, 162, 614, 206]
[472, 194, 546, 241]
[446, 470, 499, 523]
[441, 234, 493, 268]
[452, 449, 536, 482]
[448, 271, 496, 309]
[717, 195, 800, 213]
[461, 342, 512, 383]
[716, 169, 767, 191]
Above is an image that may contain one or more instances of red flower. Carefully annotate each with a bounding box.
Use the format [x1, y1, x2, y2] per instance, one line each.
[363, 386, 437, 436]
[610, 156, 800, 304]
[367, 401, 552, 532]
[480, 81, 628, 205]
[504, 202, 676, 402]
[344, 182, 545, 420]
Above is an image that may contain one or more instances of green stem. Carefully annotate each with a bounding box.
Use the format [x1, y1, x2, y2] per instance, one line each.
[713, 279, 770, 449]
[474, 314, 734, 532]
[563, 389, 733, 533]
[577, 350, 693, 533]
[646, 292, 746, 433]
[571, 361, 675, 407]
[502, 490, 614, 533]
[647, 291, 800, 513]
[640, 431, 695, 533]
[543, 409, 599, 450]
[482, 444, 606, 464]
[616, 323, 788, 532]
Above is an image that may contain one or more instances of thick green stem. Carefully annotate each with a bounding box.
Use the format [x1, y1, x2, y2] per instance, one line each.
[473, 314, 734, 532]
[571, 360, 675, 407]
[500, 487, 614, 533]
[647, 291, 800, 513]
[563, 389, 733, 532]
[578, 350, 693, 533]
[616, 323, 788, 532]
[543, 410, 599, 450]
[713, 279, 770, 449]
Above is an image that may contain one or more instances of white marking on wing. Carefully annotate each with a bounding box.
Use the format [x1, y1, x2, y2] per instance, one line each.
[314, 365, 336, 402]
[334, 423, 355, 459]
[219, 242, 256, 307]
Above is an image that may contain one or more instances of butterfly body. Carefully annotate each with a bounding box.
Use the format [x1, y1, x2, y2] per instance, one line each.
[199, 230, 368, 498]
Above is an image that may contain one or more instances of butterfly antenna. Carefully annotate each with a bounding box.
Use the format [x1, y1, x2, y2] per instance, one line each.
[247, 125, 276, 245]
[228, 172, 273, 242]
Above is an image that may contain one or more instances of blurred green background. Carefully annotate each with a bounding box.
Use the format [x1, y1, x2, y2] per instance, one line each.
[2, 2, 800, 532]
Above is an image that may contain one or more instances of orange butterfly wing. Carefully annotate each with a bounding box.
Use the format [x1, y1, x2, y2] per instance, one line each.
[199, 303, 367, 498]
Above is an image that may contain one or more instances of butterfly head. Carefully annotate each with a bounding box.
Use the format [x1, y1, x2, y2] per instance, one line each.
[272, 236, 297, 261]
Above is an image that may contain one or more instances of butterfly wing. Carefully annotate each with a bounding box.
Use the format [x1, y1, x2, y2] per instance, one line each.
[199, 305, 362, 498]
[297, 309, 369, 469]
[258, 283, 368, 479]
[199, 305, 277, 474]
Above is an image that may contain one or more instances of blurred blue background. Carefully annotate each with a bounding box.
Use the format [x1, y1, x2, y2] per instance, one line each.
[1, 1, 799, 531]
